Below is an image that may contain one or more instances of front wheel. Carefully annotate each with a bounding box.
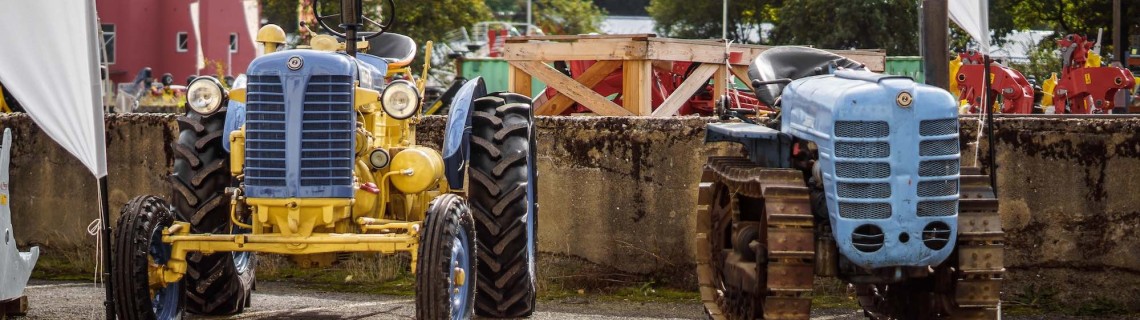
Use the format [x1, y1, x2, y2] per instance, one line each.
[415, 194, 477, 319]
[112, 195, 184, 320]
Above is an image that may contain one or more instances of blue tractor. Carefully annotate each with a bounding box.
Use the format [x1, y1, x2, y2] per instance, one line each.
[696, 47, 1003, 319]
[110, 0, 538, 318]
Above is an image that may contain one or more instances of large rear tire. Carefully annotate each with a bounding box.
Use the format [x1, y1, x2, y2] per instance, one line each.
[415, 194, 477, 319]
[468, 92, 537, 317]
[170, 112, 254, 315]
[112, 195, 183, 320]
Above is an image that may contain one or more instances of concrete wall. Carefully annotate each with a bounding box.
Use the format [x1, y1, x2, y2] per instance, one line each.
[5, 113, 1140, 309]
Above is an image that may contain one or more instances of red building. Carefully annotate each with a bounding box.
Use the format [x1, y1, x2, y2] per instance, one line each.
[97, 0, 259, 85]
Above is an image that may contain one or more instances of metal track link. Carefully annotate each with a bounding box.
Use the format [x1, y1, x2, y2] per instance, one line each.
[953, 167, 1004, 319]
[697, 156, 815, 320]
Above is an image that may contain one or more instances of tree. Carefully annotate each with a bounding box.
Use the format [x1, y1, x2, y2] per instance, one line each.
[647, 0, 773, 43]
[260, 0, 491, 48]
[478, 0, 607, 35]
[768, 0, 919, 55]
[1004, 0, 1140, 53]
[533, 0, 607, 35]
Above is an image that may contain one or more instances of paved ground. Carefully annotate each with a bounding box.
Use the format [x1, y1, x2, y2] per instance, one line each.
[14, 280, 1134, 319]
[18, 279, 865, 319]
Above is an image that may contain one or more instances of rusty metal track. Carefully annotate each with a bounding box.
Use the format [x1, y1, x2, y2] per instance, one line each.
[953, 166, 1004, 319]
[697, 156, 815, 320]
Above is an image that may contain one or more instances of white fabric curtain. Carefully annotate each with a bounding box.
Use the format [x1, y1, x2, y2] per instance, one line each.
[242, 0, 262, 57]
[949, 0, 991, 53]
[0, 0, 108, 178]
[191, 1, 205, 71]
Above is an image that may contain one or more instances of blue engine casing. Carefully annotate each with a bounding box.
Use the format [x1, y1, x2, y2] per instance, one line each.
[230, 50, 387, 198]
[781, 69, 960, 269]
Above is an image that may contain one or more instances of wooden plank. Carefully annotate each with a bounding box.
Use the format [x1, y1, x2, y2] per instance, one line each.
[511, 61, 634, 116]
[506, 33, 657, 42]
[535, 60, 622, 115]
[502, 41, 648, 61]
[623, 60, 652, 115]
[646, 41, 744, 64]
[652, 63, 718, 117]
[713, 65, 728, 106]
[1, 296, 28, 316]
[730, 65, 752, 88]
[509, 63, 532, 96]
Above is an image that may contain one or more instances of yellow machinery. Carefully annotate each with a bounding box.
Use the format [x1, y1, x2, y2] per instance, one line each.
[110, 1, 539, 319]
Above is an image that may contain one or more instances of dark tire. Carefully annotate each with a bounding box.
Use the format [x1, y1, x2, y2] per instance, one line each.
[468, 92, 537, 317]
[415, 194, 477, 319]
[170, 112, 253, 315]
[112, 195, 183, 320]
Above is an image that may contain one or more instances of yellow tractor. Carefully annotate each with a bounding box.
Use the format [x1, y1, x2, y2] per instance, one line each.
[110, 0, 538, 318]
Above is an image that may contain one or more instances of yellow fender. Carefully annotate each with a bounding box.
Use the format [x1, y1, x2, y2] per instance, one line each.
[1041, 73, 1057, 107]
[949, 56, 962, 97]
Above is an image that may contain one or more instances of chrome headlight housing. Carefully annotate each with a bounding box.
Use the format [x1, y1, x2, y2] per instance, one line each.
[186, 76, 226, 115]
[381, 80, 421, 119]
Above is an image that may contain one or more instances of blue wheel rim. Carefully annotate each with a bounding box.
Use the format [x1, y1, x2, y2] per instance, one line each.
[448, 226, 472, 319]
[148, 225, 180, 319]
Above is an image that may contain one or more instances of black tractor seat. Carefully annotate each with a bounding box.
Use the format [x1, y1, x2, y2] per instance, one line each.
[749, 46, 865, 106]
[365, 33, 417, 69]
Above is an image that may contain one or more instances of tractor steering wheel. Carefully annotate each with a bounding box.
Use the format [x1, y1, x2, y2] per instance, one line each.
[312, 0, 396, 41]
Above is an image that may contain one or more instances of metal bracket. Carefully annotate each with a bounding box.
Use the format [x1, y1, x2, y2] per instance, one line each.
[705, 123, 792, 168]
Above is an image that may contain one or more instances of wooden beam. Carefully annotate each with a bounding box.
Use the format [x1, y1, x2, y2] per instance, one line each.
[510, 61, 634, 116]
[652, 63, 718, 117]
[623, 60, 652, 115]
[502, 41, 648, 61]
[730, 65, 752, 88]
[535, 60, 622, 115]
[509, 63, 532, 96]
[713, 65, 727, 107]
[506, 33, 657, 43]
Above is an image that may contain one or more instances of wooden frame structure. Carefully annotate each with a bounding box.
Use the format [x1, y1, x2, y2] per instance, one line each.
[503, 34, 887, 116]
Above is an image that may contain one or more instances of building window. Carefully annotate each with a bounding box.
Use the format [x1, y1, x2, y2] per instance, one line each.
[229, 33, 239, 53]
[101, 24, 115, 64]
[176, 32, 189, 52]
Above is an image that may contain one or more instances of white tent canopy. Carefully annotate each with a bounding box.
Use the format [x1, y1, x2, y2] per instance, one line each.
[949, 0, 991, 54]
[0, 0, 107, 178]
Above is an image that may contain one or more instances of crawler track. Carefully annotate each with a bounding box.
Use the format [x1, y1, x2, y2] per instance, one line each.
[856, 166, 1004, 319]
[696, 156, 815, 320]
[951, 166, 1004, 319]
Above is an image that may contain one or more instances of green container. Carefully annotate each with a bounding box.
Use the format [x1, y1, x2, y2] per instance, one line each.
[460, 58, 546, 97]
[885, 56, 924, 83]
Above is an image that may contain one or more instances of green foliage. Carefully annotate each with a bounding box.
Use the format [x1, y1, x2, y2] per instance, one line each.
[1009, 41, 1063, 82]
[533, 0, 607, 35]
[769, 0, 919, 55]
[647, 0, 774, 42]
[1004, 0, 1140, 52]
[260, 0, 491, 47]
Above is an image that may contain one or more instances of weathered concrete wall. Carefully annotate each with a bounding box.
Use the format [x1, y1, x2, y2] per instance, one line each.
[6, 113, 1140, 310]
[0, 113, 174, 249]
[962, 118, 1140, 310]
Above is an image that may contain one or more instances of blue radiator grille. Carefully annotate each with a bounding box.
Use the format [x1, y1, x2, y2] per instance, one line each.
[300, 75, 355, 187]
[245, 75, 287, 187]
[244, 73, 356, 197]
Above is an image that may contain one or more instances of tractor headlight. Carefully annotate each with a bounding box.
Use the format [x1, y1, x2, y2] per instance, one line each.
[381, 80, 420, 119]
[187, 77, 226, 115]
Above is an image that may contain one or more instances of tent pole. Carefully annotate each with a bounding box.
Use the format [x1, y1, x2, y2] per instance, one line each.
[99, 176, 114, 319]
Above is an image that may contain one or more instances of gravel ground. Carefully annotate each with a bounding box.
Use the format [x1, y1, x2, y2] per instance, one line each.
[13, 280, 1133, 319]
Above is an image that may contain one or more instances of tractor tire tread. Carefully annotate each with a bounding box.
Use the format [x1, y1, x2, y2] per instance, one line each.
[469, 92, 537, 318]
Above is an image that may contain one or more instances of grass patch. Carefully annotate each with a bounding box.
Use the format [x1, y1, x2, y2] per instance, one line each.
[29, 246, 97, 281]
[257, 253, 416, 297]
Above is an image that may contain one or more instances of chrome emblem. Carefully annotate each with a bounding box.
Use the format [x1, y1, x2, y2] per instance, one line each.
[896, 91, 913, 107]
[287, 56, 304, 71]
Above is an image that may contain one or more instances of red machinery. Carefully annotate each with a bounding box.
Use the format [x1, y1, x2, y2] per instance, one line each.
[537, 60, 769, 116]
[954, 51, 1035, 113]
[1053, 34, 1136, 113]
